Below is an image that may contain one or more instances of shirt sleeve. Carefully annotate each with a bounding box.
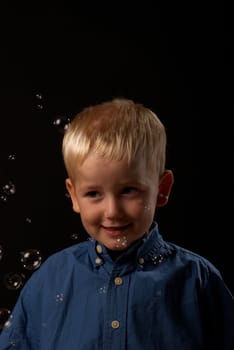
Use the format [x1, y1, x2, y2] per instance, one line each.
[198, 268, 234, 350]
[0, 268, 42, 350]
[0, 291, 32, 349]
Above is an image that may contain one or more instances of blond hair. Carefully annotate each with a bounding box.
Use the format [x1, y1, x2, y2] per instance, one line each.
[62, 98, 167, 182]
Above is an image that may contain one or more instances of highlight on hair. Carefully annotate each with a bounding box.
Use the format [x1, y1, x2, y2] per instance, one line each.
[62, 98, 167, 181]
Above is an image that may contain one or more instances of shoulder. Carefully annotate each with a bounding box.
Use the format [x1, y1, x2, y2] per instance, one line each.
[22, 241, 90, 291]
[167, 242, 223, 285]
[168, 241, 219, 270]
[41, 240, 89, 269]
[164, 242, 234, 303]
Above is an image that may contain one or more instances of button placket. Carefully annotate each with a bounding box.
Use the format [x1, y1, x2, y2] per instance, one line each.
[96, 244, 103, 254]
[95, 257, 103, 265]
[111, 320, 120, 329]
[138, 257, 145, 265]
[114, 277, 123, 286]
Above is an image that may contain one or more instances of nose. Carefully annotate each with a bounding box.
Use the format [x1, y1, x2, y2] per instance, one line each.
[104, 195, 123, 220]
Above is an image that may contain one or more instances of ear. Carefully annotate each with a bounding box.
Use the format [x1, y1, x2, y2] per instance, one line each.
[156, 170, 174, 207]
[65, 178, 80, 213]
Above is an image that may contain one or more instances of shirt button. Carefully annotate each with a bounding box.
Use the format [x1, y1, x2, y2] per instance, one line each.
[138, 257, 145, 265]
[96, 244, 103, 254]
[111, 320, 120, 329]
[95, 257, 103, 265]
[114, 277, 123, 286]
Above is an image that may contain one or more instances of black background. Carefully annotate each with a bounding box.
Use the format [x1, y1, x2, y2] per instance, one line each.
[0, 4, 233, 315]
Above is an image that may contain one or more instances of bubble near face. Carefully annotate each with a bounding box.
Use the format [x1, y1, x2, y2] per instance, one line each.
[144, 205, 151, 212]
[53, 115, 71, 134]
[115, 235, 128, 249]
[70, 233, 79, 241]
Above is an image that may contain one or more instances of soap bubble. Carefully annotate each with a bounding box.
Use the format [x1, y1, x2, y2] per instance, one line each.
[3, 272, 25, 290]
[0, 308, 11, 330]
[20, 249, 42, 270]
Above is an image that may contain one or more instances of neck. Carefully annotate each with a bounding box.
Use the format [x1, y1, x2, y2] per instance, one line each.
[107, 249, 128, 261]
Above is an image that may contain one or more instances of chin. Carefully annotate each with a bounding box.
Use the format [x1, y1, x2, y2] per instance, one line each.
[104, 240, 129, 251]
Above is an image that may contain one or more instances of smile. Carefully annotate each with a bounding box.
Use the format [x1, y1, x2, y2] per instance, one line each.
[101, 224, 131, 236]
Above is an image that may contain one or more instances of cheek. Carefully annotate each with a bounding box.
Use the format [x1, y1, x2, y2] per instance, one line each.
[141, 196, 157, 219]
[127, 200, 152, 218]
[142, 205, 156, 222]
[143, 205, 152, 213]
[79, 204, 101, 223]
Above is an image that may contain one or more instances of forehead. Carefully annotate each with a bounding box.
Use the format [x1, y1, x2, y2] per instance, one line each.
[74, 152, 150, 183]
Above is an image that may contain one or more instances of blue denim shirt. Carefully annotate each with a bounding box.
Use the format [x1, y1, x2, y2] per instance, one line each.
[0, 222, 233, 349]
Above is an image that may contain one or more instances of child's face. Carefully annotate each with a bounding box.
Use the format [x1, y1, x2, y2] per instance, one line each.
[66, 152, 161, 251]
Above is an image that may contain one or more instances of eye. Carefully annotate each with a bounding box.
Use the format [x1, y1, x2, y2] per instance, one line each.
[85, 191, 100, 198]
[122, 187, 138, 195]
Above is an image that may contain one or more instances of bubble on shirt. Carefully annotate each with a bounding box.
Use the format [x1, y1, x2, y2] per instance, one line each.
[20, 249, 42, 270]
[3, 314, 13, 329]
[0, 308, 11, 330]
[55, 293, 64, 303]
[151, 254, 164, 264]
[9, 340, 18, 347]
[3, 272, 25, 290]
[98, 285, 107, 294]
[115, 235, 128, 248]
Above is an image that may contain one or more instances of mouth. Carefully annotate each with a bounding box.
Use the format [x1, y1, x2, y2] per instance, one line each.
[101, 223, 131, 236]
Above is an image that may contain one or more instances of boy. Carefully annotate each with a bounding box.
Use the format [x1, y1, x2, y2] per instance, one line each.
[0, 98, 233, 349]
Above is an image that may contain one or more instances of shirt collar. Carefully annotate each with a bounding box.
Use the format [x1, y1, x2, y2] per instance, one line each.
[88, 221, 173, 269]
